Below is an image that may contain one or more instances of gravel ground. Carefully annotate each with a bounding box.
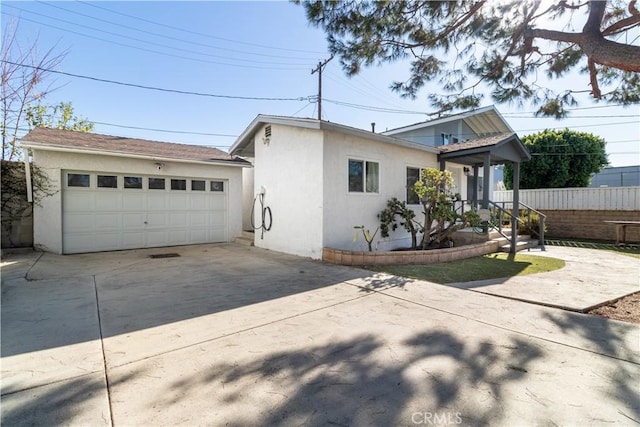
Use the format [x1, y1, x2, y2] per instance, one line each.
[588, 292, 640, 324]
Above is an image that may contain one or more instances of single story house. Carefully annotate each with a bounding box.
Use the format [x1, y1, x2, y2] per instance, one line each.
[21, 107, 528, 257]
[230, 112, 528, 259]
[21, 128, 250, 254]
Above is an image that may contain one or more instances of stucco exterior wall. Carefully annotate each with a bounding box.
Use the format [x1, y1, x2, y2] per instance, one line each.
[252, 124, 324, 259]
[31, 149, 244, 254]
[241, 161, 255, 231]
[322, 130, 455, 252]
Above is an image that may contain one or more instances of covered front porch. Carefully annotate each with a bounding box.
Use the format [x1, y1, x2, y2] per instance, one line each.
[438, 133, 543, 253]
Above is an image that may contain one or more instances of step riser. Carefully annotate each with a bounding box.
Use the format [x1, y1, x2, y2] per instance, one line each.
[234, 237, 254, 247]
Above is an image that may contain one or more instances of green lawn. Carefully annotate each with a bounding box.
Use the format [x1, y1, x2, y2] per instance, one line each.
[368, 253, 565, 284]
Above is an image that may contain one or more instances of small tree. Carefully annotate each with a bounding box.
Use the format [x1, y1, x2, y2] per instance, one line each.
[378, 198, 423, 250]
[379, 168, 480, 250]
[2, 18, 67, 160]
[504, 129, 608, 189]
[26, 102, 94, 132]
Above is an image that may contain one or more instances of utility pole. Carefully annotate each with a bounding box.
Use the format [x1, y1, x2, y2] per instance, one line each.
[311, 55, 333, 121]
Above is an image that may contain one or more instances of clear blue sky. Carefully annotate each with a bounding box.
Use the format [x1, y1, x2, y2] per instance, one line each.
[3, 1, 639, 167]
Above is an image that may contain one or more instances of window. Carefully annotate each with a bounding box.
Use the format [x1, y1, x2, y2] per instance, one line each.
[149, 178, 165, 190]
[171, 179, 186, 190]
[124, 176, 142, 189]
[406, 167, 421, 204]
[191, 180, 205, 191]
[440, 133, 459, 146]
[210, 181, 224, 192]
[97, 175, 117, 188]
[67, 173, 90, 187]
[348, 159, 379, 193]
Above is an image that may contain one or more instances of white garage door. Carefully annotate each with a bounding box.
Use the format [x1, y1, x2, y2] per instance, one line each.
[62, 171, 228, 254]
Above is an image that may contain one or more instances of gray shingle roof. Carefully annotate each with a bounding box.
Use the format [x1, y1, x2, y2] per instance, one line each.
[438, 133, 516, 153]
[21, 127, 249, 165]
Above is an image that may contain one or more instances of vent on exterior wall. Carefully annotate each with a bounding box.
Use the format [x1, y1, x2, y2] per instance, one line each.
[263, 125, 272, 145]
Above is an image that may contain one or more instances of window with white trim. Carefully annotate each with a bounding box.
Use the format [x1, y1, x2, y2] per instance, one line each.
[348, 159, 379, 193]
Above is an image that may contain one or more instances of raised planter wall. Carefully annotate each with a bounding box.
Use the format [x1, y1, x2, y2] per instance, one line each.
[323, 241, 500, 267]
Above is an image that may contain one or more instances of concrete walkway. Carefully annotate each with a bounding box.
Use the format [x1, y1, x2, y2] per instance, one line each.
[448, 246, 640, 311]
[1, 244, 639, 426]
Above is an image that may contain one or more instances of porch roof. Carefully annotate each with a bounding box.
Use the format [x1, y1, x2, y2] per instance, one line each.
[438, 133, 531, 166]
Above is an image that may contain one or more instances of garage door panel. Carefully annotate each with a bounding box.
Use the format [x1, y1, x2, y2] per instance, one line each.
[93, 232, 121, 249]
[169, 213, 187, 227]
[64, 213, 95, 232]
[65, 193, 94, 211]
[169, 230, 188, 244]
[94, 213, 121, 230]
[146, 230, 169, 247]
[147, 194, 166, 210]
[189, 229, 209, 243]
[95, 193, 121, 210]
[189, 196, 208, 210]
[122, 232, 145, 248]
[122, 194, 145, 210]
[62, 172, 229, 253]
[189, 213, 208, 226]
[210, 197, 226, 210]
[147, 213, 168, 227]
[168, 194, 188, 209]
[123, 213, 145, 227]
[210, 212, 227, 227]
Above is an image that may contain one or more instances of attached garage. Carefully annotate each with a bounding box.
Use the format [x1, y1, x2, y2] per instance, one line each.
[21, 128, 249, 254]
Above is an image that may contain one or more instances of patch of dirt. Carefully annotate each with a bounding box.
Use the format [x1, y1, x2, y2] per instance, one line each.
[588, 292, 640, 324]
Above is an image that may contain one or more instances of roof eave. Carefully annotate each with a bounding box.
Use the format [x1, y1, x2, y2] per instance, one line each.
[21, 142, 251, 167]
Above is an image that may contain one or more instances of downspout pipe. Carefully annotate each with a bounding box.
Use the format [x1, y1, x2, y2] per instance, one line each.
[24, 150, 33, 203]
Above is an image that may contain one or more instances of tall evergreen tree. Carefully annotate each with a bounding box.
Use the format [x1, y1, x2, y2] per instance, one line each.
[302, 1, 640, 117]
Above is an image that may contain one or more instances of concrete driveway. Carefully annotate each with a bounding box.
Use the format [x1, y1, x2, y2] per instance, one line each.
[1, 243, 639, 426]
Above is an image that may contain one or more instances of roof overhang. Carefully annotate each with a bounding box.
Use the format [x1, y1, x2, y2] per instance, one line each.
[383, 105, 513, 137]
[438, 133, 531, 166]
[230, 114, 441, 158]
[21, 141, 251, 168]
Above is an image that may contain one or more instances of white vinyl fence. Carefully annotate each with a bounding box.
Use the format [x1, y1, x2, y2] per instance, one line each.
[493, 186, 640, 211]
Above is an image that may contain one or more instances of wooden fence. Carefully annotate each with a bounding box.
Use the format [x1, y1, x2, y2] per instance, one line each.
[493, 187, 640, 211]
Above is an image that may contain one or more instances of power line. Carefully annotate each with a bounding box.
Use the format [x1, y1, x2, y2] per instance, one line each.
[2, 60, 311, 101]
[92, 121, 237, 138]
[1, 11, 310, 71]
[324, 98, 429, 115]
[78, 1, 326, 55]
[36, 1, 318, 61]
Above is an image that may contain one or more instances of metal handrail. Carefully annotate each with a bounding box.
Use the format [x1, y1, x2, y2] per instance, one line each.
[454, 199, 546, 252]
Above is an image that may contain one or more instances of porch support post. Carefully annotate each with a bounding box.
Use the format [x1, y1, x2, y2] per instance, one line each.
[510, 161, 520, 254]
[472, 165, 479, 209]
[482, 153, 490, 209]
[439, 158, 446, 171]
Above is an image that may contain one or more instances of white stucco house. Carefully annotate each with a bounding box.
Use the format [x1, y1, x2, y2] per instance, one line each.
[230, 108, 528, 259]
[21, 106, 527, 258]
[21, 128, 250, 254]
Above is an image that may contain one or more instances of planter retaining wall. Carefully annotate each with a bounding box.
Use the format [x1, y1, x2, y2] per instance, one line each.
[323, 241, 500, 267]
